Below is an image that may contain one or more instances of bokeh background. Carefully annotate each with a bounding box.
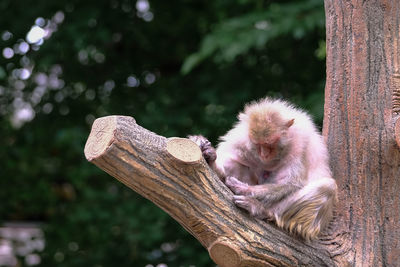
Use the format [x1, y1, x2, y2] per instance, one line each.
[0, 0, 326, 266]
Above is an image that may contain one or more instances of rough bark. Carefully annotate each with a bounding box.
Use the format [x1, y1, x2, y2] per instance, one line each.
[323, 0, 400, 266]
[84, 116, 337, 267]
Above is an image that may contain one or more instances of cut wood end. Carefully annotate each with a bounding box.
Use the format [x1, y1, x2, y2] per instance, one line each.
[395, 117, 400, 148]
[166, 137, 202, 164]
[209, 239, 241, 267]
[84, 116, 119, 161]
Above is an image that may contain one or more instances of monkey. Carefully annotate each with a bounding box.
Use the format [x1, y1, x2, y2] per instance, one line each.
[189, 97, 337, 241]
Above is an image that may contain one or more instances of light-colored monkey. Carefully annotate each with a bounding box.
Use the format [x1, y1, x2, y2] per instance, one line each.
[190, 97, 337, 241]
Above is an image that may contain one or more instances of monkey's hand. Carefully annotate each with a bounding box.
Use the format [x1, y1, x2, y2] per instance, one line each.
[228, 177, 274, 220]
[226, 176, 251, 195]
[233, 195, 273, 220]
[187, 135, 217, 163]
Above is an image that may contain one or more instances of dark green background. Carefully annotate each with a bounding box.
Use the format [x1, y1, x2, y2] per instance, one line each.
[0, 0, 326, 266]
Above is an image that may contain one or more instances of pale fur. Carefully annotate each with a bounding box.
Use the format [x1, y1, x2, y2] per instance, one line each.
[211, 97, 337, 241]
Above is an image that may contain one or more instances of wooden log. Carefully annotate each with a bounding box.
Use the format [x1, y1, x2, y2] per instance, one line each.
[84, 115, 339, 267]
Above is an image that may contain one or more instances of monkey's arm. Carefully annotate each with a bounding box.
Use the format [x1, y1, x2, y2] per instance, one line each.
[226, 176, 300, 205]
[226, 155, 305, 204]
[226, 177, 303, 221]
[188, 135, 258, 184]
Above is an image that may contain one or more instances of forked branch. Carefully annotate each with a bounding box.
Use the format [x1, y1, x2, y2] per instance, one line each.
[84, 115, 342, 267]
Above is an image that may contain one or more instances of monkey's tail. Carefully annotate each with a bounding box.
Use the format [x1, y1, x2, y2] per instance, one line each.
[275, 177, 337, 241]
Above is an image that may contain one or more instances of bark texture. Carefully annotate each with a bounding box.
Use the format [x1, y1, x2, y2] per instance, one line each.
[84, 116, 337, 267]
[323, 0, 400, 266]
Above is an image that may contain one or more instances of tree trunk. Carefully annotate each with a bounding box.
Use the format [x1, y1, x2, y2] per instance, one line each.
[323, 0, 400, 266]
[83, 1, 400, 266]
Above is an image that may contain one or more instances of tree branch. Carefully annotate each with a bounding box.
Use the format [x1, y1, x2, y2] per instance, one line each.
[84, 115, 342, 267]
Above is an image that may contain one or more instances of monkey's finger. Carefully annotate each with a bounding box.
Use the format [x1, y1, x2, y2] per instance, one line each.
[226, 177, 250, 195]
[233, 198, 254, 213]
[226, 176, 242, 187]
[203, 148, 217, 162]
[234, 200, 249, 208]
[233, 195, 250, 205]
[233, 195, 248, 201]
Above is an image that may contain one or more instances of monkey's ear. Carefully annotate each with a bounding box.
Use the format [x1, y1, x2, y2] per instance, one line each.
[286, 119, 295, 128]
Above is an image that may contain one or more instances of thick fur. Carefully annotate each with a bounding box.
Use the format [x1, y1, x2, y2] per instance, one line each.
[189, 97, 337, 241]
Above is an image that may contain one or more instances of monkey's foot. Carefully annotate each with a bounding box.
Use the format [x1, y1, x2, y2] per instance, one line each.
[187, 135, 217, 163]
[226, 176, 251, 195]
[233, 195, 271, 220]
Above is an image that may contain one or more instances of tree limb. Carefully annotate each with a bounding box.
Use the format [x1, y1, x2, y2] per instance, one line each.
[84, 115, 342, 267]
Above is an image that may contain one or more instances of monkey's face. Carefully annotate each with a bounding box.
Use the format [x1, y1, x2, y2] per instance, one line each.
[251, 134, 281, 163]
[247, 110, 294, 165]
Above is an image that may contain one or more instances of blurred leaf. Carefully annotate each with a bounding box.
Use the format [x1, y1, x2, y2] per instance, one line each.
[182, 0, 324, 73]
[315, 39, 326, 59]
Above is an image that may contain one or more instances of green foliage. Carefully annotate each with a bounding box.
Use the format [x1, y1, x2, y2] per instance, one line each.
[182, 0, 324, 74]
[0, 0, 326, 266]
[315, 40, 327, 60]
